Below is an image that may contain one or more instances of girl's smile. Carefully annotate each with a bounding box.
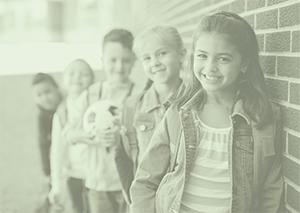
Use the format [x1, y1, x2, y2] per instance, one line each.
[140, 38, 183, 85]
[64, 60, 93, 97]
[152, 67, 166, 74]
[202, 74, 222, 81]
[193, 33, 248, 96]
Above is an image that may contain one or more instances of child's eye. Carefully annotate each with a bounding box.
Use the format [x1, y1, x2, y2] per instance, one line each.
[159, 52, 167, 56]
[142, 57, 150, 61]
[219, 57, 230, 62]
[196, 54, 207, 59]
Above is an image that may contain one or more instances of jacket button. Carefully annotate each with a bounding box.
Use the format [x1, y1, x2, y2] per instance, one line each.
[139, 125, 146, 131]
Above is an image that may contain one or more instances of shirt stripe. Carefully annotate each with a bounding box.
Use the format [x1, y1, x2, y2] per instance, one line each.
[180, 117, 232, 213]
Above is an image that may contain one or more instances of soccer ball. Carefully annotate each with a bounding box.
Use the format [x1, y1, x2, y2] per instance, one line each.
[82, 100, 118, 137]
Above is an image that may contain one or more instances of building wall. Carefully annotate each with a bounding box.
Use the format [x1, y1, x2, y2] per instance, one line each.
[129, 0, 300, 212]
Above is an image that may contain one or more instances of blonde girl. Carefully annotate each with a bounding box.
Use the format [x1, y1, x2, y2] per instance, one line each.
[48, 59, 94, 213]
[130, 12, 283, 213]
[115, 26, 186, 204]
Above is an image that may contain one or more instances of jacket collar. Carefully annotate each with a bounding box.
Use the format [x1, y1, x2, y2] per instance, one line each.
[181, 89, 251, 124]
[144, 80, 183, 113]
[144, 84, 161, 113]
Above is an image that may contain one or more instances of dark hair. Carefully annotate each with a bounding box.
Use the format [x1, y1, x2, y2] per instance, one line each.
[32, 73, 58, 88]
[177, 11, 273, 128]
[102, 29, 134, 51]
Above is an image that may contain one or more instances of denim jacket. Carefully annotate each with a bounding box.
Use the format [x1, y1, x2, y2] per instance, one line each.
[115, 83, 178, 203]
[130, 89, 283, 213]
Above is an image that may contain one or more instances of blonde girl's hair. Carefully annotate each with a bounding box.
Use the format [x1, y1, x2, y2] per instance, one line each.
[133, 25, 185, 54]
[176, 11, 273, 129]
[133, 25, 185, 90]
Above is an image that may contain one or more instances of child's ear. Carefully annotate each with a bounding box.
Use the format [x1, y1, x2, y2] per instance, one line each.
[179, 49, 187, 64]
[241, 58, 250, 74]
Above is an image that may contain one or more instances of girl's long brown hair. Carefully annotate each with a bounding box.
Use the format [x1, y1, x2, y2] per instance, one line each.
[176, 11, 273, 129]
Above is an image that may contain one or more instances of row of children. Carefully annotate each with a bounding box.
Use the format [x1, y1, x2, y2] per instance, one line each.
[32, 11, 283, 213]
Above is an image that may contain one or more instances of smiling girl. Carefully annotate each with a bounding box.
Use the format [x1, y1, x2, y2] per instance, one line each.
[114, 26, 186, 206]
[130, 12, 283, 213]
[48, 59, 94, 213]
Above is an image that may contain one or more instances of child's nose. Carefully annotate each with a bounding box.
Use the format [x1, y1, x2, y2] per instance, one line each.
[204, 59, 217, 72]
[74, 72, 81, 80]
[115, 60, 123, 72]
[151, 57, 161, 68]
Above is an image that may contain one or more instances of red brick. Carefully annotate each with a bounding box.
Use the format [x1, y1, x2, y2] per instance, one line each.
[257, 34, 265, 52]
[292, 31, 300, 52]
[260, 55, 275, 75]
[279, 3, 300, 28]
[247, 0, 266, 11]
[216, 5, 231, 12]
[266, 31, 290, 52]
[280, 106, 300, 132]
[282, 156, 300, 186]
[243, 14, 255, 28]
[267, 0, 288, 6]
[172, 1, 205, 20]
[277, 56, 300, 78]
[290, 83, 300, 105]
[266, 78, 288, 101]
[288, 133, 300, 160]
[230, 0, 245, 14]
[287, 184, 300, 212]
[256, 9, 278, 30]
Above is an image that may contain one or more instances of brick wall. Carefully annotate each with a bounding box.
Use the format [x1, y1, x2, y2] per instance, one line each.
[128, 0, 300, 212]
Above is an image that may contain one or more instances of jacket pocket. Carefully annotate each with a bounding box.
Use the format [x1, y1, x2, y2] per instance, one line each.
[133, 120, 155, 132]
[133, 120, 156, 144]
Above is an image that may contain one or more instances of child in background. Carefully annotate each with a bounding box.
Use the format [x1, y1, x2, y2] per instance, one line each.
[48, 59, 94, 213]
[130, 11, 283, 213]
[115, 25, 186, 204]
[64, 29, 142, 213]
[32, 73, 62, 213]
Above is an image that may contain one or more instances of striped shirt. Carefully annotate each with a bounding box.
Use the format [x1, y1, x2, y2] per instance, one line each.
[180, 116, 232, 213]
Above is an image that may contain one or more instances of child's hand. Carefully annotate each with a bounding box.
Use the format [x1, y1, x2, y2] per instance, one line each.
[48, 188, 61, 205]
[97, 125, 120, 149]
[68, 129, 95, 145]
